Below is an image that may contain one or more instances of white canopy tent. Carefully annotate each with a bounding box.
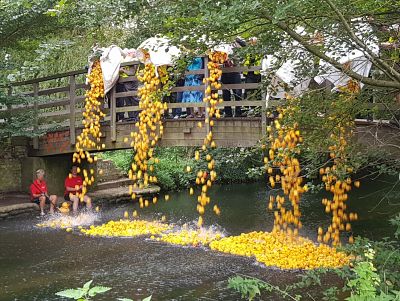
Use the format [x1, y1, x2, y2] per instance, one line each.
[137, 37, 181, 67]
[262, 22, 379, 99]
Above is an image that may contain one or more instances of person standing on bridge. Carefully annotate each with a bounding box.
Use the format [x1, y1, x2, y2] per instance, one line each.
[64, 166, 92, 213]
[221, 37, 246, 118]
[30, 169, 58, 216]
[182, 56, 205, 118]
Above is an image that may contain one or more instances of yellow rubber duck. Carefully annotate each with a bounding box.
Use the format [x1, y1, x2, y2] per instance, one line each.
[59, 202, 70, 214]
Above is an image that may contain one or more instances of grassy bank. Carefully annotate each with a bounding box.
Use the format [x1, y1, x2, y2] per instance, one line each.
[99, 147, 264, 191]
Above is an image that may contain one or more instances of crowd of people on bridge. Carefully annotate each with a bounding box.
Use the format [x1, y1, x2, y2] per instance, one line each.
[112, 37, 263, 122]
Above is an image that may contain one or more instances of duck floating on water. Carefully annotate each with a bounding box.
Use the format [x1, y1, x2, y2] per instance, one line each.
[59, 202, 70, 214]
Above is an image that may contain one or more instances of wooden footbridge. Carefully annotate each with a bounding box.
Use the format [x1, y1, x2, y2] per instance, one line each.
[4, 61, 400, 157]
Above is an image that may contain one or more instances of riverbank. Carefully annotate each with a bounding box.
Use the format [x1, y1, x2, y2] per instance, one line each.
[0, 184, 160, 220]
[0, 192, 39, 219]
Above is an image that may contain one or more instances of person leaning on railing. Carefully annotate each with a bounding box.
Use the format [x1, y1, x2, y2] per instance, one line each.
[30, 169, 58, 216]
[243, 37, 263, 117]
[116, 65, 139, 122]
[182, 57, 205, 118]
[222, 37, 246, 118]
[170, 76, 185, 119]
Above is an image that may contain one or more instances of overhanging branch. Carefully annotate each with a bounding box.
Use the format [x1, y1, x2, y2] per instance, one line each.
[262, 13, 400, 90]
[324, 0, 400, 83]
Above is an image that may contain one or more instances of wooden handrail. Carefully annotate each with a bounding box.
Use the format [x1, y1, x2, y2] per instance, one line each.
[6, 69, 87, 87]
[114, 100, 267, 113]
[7, 58, 399, 151]
[5, 60, 261, 89]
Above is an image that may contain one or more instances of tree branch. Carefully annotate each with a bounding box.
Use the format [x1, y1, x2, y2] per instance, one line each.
[324, 0, 400, 83]
[262, 13, 400, 90]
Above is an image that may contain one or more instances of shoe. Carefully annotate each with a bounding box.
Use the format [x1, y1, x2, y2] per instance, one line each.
[173, 115, 179, 119]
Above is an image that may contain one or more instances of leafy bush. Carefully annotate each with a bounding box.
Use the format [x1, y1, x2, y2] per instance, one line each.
[227, 217, 400, 301]
[56, 280, 111, 301]
[228, 276, 300, 301]
[389, 213, 400, 239]
[99, 150, 134, 173]
[342, 238, 400, 293]
[100, 147, 264, 191]
[55, 280, 151, 301]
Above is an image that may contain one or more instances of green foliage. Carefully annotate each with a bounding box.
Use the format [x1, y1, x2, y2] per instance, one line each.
[133, 0, 400, 89]
[0, 92, 56, 138]
[152, 148, 196, 191]
[0, 0, 137, 85]
[55, 280, 111, 301]
[154, 147, 264, 189]
[342, 237, 400, 292]
[227, 234, 400, 301]
[347, 248, 381, 299]
[99, 150, 134, 173]
[323, 286, 340, 301]
[346, 248, 400, 301]
[389, 213, 400, 239]
[228, 276, 270, 301]
[210, 147, 264, 183]
[228, 275, 301, 301]
[55, 280, 151, 301]
[100, 147, 264, 191]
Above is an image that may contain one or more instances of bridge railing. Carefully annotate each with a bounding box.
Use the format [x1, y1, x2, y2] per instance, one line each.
[5, 59, 271, 149]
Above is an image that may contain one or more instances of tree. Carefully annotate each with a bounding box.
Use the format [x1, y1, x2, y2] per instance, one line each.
[0, 0, 146, 83]
[132, 0, 400, 90]
[0, 0, 143, 138]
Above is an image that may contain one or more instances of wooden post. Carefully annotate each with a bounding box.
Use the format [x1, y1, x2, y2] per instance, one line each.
[261, 103, 267, 136]
[203, 56, 211, 134]
[261, 71, 267, 137]
[6, 86, 12, 132]
[69, 75, 76, 145]
[33, 82, 39, 149]
[110, 85, 117, 142]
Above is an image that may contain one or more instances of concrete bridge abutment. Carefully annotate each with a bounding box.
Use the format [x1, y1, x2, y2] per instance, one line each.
[1, 137, 96, 197]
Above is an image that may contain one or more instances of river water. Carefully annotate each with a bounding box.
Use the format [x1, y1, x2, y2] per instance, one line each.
[0, 178, 398, 301]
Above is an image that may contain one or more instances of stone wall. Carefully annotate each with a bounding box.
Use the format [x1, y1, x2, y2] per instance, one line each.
[0, 137, 28, 192]
[21, 155, 97, 197]
[0, 137, 97, 196]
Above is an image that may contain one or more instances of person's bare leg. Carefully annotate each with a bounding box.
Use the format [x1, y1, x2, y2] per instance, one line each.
[199, 107, 205, 118]
[71, 195, 79, 213]
[39, 196, 46, 215]
[49, 195, 57, 214]
[83, 195, 92, 210]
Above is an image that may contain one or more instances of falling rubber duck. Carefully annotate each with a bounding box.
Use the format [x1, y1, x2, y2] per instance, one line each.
[59, 202, 70, 214]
